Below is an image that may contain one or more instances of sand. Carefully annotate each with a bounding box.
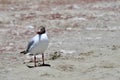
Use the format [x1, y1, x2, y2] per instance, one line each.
[0, 0, 120, 80]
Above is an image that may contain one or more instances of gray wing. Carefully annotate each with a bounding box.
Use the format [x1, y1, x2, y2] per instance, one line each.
[26, 40, 34, 53]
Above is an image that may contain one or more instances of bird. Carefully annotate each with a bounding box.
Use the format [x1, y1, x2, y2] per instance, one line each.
[20, 26, 49, 67]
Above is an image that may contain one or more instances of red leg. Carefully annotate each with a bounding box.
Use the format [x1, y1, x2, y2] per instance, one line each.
[39, 53, 50, 67]
[34, 55, 37, 67]
[42, 53, 44, 65]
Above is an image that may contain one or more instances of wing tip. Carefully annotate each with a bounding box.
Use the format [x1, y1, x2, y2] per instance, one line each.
[20, 51, 27, 54]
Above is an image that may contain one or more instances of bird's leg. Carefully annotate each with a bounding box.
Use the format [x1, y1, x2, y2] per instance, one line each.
[42, 53, 44, 65]
[38, 53, 50, 67]
[34, 55, 37, 67]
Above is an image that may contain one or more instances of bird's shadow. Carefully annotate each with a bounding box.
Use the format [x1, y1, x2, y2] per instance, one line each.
[27, 64, 51, 68]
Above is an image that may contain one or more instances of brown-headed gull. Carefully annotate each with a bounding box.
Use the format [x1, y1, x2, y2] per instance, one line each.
[21, 26, 50, 67]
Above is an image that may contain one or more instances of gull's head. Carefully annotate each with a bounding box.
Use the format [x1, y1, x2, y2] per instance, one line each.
[37, 26, 46, 34]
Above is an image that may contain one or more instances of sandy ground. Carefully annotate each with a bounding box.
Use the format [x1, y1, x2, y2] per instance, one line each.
[0, 0, 120, 80]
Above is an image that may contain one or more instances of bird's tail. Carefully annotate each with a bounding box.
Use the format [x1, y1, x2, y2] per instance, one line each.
[20, 50, 27, 54]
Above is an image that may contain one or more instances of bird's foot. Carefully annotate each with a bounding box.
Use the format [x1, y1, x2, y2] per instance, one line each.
[26, 64, 50, 68]
[27, 65, 35, 68]
[38, 63, 51, 67]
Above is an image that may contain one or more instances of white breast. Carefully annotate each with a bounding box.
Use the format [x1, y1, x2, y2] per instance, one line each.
[30, 33, 49, 55]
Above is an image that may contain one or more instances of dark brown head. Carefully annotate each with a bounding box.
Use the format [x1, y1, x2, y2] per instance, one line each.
[37, 26, 46, 34]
